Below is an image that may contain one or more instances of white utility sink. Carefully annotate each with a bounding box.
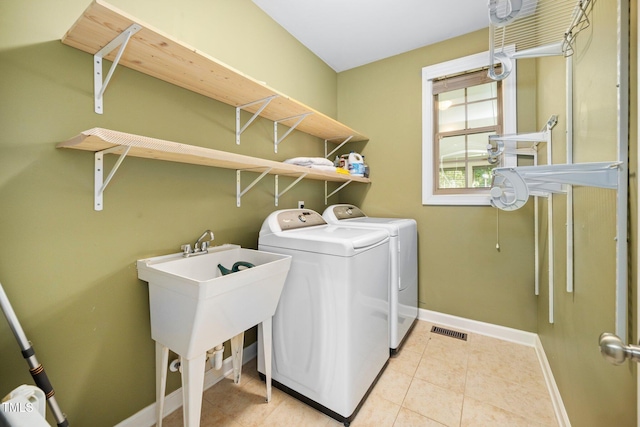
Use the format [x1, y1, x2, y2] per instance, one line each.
[137, 244, 291, 358]
[137, 244, 291, 427]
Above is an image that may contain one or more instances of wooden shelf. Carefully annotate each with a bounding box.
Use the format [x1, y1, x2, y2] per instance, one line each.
[59, 2, 369, 210]
[58, 128, 368, 182]
[57, 128, 369, 210]
[61, 0, 368, 143]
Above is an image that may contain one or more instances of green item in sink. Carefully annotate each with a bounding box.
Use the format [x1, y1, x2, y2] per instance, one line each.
[218, 261, 256, 276]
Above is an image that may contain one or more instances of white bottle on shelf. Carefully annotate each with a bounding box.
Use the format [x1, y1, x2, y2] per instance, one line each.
[348, 151, 364, 177]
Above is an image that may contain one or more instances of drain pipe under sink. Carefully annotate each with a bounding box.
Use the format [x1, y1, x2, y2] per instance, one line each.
[169, 343, 225, 373]
[207, 344, 224, 370]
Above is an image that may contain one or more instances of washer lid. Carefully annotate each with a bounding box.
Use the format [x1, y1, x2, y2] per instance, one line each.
[322, 206, 416, 237]
[344, 217, 412, 225]
[334, 217, 417, 237]
[259, 223, 389, 256]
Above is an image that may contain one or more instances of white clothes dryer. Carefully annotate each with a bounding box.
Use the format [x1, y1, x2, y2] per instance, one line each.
[257, 209, 390, 426]
[323, 204, 418, 353]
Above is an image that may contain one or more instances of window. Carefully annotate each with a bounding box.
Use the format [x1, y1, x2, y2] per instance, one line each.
[422, 49, 516, 205]
[434, 70, 502, 193]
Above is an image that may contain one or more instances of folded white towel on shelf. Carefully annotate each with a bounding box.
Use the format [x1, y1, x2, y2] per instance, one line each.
[284, 157, 334, 167]
[309, 165, 337, 172]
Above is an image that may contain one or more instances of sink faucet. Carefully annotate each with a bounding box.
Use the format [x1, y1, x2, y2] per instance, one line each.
[182, 230, 215, 257]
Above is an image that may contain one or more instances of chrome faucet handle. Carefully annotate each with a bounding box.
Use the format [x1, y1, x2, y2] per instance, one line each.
[181, 230, 214, 257]
[194, 230, 215, 251]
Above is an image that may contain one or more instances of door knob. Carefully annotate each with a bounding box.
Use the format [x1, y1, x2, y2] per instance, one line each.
[598, 332, 640, 365]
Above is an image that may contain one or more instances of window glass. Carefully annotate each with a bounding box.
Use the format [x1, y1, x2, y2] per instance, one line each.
[440, 167, 466, 189]
[439, 135, 466, 161]
[467, 100, 498, 128]
[438, 104, 465, 132]
[433, 69, 502, 194]
[467, 82, 496, 102]
[472, 165, 495, 188]
[468, 132, 494, 157]
[469, 132, 496, 188]
[438, 89, 465, 106]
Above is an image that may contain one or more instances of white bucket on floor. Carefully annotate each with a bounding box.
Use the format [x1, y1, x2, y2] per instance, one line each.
[1, 385, 50, 427]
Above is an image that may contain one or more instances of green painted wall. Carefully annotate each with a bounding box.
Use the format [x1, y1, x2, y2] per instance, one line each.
[0, 1, 340, 425]
[534, 2, 637, 425]
[336, 30, 538, 332]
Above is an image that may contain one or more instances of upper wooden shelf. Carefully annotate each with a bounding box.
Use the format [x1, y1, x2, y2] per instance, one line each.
[61, 0, 368, 143]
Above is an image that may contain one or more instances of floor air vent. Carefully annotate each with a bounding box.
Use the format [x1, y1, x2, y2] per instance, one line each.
[431, 326, 468, 341]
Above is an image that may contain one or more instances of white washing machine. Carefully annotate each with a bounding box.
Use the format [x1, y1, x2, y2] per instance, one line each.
[323, 204, 418, 353]
[257, 209, 390, 426]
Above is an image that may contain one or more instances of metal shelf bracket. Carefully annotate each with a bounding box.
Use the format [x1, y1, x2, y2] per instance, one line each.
[94, 23, 142, 114]
[274, 173, 308, 206]
[236, 168, 272, 207]
[325, 136, 354, 159]
[274, 113, 312, 153]
[94, 145, 131, 211]
[236, 95, 278, 145]
[324, 180, 352, 205]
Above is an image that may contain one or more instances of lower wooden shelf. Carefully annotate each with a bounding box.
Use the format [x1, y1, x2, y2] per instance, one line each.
[57, 128, 369, 209]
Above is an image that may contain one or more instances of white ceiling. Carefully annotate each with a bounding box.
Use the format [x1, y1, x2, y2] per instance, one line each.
[252, 0, 489, 72]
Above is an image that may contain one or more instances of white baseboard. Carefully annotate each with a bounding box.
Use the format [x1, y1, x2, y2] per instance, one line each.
[115, 342, 257, 427]
[418, 308, 538, 346]
[534, 335, 571, 427]
[418, 308, 570, 427]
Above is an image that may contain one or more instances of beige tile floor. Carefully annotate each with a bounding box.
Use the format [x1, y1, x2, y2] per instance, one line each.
[162, 320, 558, 427]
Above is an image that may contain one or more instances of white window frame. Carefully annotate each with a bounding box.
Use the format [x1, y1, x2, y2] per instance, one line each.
[422, 48, 517, 205]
